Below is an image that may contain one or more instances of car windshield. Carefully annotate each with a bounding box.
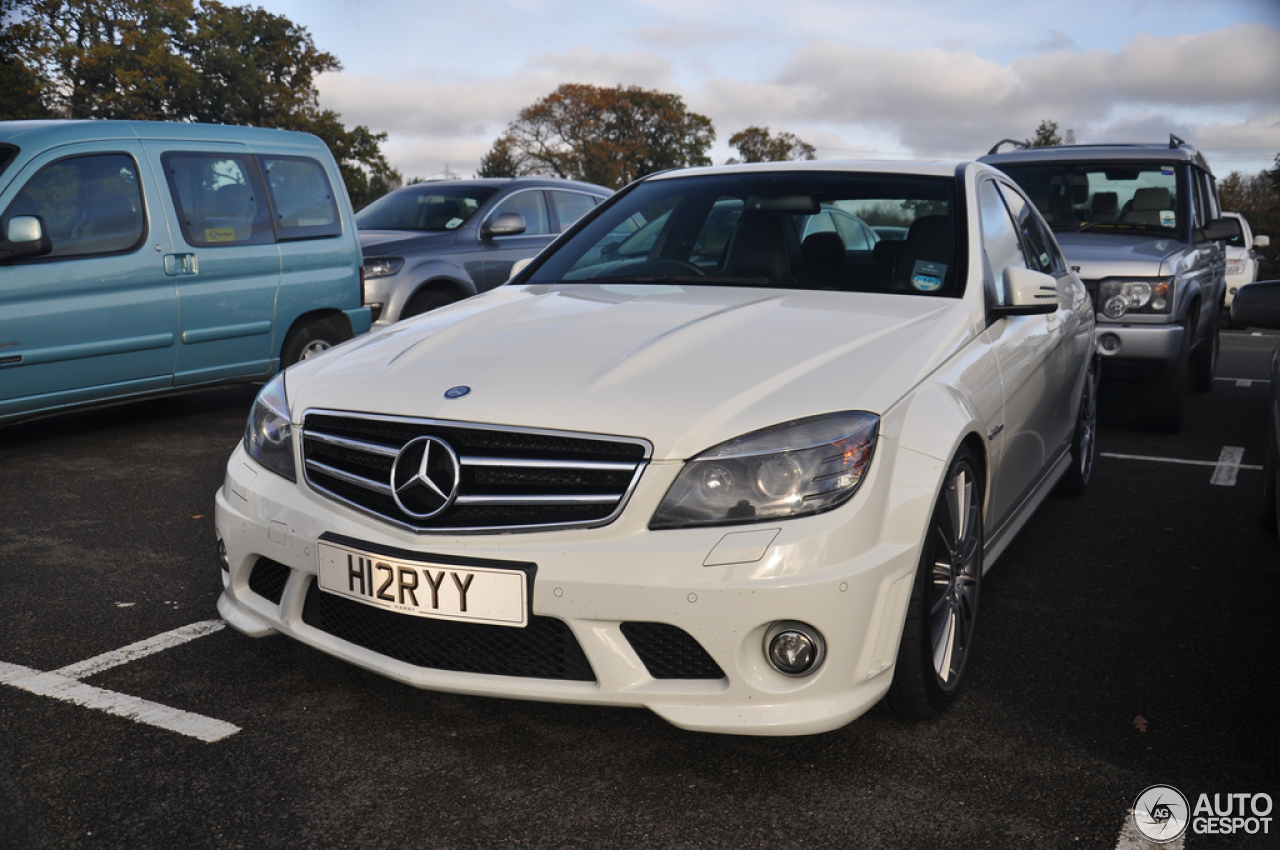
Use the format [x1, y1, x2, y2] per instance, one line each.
[995, 162, 1182, 235]
[355, 184, 500, 232]
[525, 171, 961, 296]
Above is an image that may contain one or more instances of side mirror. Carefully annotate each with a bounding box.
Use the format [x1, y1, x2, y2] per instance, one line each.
[1256, 235, 1271, 249]
[482, 212, 527, 239]
[1201, 217, 1240, 242]
[1230, 279, 1280, 330]
[0, 215, 52, 261]
[993, 267, 1058, 316]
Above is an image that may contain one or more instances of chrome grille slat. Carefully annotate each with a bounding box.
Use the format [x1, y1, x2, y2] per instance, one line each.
[300, 410, 651, 534]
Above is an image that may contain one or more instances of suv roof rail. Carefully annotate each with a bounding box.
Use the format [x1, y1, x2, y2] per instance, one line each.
[987, 139, 1029, 155]
[1169, 133, 1187, 149]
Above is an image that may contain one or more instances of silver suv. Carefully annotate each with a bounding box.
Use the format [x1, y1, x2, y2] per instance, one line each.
[982, 135, 1234, 432]
[357, 177, 612, 326]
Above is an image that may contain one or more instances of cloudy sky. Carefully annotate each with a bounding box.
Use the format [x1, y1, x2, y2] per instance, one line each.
[253, 0, 1280, 183]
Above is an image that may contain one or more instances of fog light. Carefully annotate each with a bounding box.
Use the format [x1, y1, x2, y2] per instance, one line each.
[1099, 333, 1121, 353]
[765, 621, 825, 677]
[216, 538, 229, 572]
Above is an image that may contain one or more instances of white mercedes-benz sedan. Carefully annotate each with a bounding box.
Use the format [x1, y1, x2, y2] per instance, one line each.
[214, 161, 1097, 736]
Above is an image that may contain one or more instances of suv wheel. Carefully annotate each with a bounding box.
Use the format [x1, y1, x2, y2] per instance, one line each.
[1138, 321, 1189, 433]
[1192, 315, 1219, 393]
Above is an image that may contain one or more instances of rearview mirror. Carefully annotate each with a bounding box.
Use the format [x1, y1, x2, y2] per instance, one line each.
[1231, 280, 1280, 330]
[993, 267, 1058, 316]
[0, 215, 52, 261]
[482, 212, 527, 239]
[1202, 217, 1241, 242]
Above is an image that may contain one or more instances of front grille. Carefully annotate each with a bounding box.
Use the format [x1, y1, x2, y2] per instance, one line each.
[301, 411, 650, 533]
[301, 579, 595, 681]
[621, 622, 726, 680]
[249, 557, 291, 604]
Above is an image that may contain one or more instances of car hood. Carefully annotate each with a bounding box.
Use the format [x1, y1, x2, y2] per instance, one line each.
[285, 284, 977, 460]
[1054, 231, 1184, 278]
[357, 229, 460, 254]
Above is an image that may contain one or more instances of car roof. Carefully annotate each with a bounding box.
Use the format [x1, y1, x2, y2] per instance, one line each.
[643, 160, 969, 182]
[0, 119, 324, 149]
[393, 177, 612, 195]
[979, 135, 1213, 173]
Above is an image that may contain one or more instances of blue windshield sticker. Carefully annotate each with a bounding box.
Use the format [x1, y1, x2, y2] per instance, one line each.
[1160, 166, 1175, 176]
[911, 260, 946, 292]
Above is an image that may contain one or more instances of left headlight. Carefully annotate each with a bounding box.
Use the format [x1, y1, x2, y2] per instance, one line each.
[650, 412, 879, 530]
[244, 373, 296, 482]
[1099, 277, 1172, 319]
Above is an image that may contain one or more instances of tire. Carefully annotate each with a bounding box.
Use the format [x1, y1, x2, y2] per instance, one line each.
[401, 287, 457, 320]
[1138, 323, 1189, 433]
[280, 316, 349, 367]
[1056, 361, 1097, 497]
[1192, 315, 1218, 393]
[1262, 433, 1278, 535]
[885, 446, 983, 719]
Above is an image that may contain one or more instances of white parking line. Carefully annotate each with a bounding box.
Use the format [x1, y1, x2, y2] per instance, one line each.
[0, 619, 240, 742]
[1102, 446, 1261, 486]
[1114, 810, 1185, 849]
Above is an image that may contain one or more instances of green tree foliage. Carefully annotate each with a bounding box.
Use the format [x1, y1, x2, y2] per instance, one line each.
[727, 126, 815, 163]
[0, 0, 54, 118]
[480, 83, 715, 189]
[4, 0, 398, 208]
[1027, 119, 1063, 148]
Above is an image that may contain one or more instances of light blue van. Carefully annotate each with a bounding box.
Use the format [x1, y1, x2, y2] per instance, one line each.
[0, 120, 371, 424]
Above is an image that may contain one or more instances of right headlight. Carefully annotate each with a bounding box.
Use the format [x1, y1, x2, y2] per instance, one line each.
[362, 257, 404, 279]
[650, 412, 879, 530]
[244, 373, 296, 481]
[1098, 277, 1173, 319]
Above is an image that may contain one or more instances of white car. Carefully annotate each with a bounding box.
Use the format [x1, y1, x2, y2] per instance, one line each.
[1223, 211, 1271, 308]
[214, 161, 1097, 736]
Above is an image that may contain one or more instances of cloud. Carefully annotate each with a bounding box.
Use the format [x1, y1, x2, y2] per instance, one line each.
[315, 21, 1280, 180]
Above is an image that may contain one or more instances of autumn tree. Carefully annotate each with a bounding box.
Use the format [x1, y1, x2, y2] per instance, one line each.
[1219, 157, 1280, 277]
[479, 83, 715, 189]
[4, 0, 398, 208]
[727, 126, 816, 163]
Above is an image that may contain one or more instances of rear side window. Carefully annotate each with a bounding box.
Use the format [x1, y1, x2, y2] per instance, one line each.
[549, 190, 599, 232]
[164, 153, 273, 247]
[492, 190, 551, 235]
[3, 153, 145, 258]
[262, 155, 341, 240]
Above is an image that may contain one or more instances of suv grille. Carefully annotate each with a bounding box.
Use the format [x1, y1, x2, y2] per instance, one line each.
[301, 411, 650, 533]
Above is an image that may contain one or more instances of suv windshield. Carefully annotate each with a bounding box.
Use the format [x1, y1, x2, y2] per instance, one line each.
[356, 184, 500, 232]
[995, 162, 1181, 234]
[526, 171, 961, 297]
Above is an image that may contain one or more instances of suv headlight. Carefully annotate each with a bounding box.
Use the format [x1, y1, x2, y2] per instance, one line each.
[650, 412, 879, 530]
[363, 257, 404, 279]
[245, 373, 296, 481]
[1098, 277, 1173, 319]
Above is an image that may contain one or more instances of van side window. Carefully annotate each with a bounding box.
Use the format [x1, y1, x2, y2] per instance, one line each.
[163, 153, 274, 247]
[3, 153, 144, 259]
[261, 156, 341, 240]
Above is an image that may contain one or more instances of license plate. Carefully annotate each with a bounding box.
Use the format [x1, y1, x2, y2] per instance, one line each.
[316, 541, 528, 627]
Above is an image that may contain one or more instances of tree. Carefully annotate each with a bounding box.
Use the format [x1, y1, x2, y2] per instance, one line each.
[0, 0, 53, 119]
[727, 126, 815, 163]
[4, 0, 398, 207]
[1027, 119, 1063, 148]
[480, 83, 715, 189]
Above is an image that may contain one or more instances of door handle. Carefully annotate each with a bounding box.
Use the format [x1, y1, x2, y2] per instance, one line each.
[164, 254, 198, 276]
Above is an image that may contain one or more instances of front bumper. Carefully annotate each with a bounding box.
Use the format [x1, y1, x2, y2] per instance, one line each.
[1093, 321, 1184, 364]
[213, 438, 938, 736]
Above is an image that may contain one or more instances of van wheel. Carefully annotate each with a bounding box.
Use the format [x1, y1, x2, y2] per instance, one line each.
[885, 446, 983, 719]
[402, 288, 456, 319]
[281, 316, 349, 367]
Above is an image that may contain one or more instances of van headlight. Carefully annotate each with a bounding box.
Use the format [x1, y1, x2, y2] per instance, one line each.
[650, 412, 878, 529]
[245, 373, 296, 481]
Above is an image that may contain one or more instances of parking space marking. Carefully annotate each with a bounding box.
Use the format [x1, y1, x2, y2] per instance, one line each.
[0, 619, 239, 742]
[1102, 446, 1261, 486]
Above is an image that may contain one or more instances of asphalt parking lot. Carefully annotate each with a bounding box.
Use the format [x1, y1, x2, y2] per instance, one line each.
[1, 328, 1278, 849]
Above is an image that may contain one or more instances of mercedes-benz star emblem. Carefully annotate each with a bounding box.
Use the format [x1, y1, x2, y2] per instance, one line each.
[390, 436, 461, 519]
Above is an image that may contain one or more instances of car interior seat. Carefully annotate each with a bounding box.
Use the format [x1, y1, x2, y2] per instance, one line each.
[893, 215, 954, 293]
[722, 213, 793, 285]
[1121, 187, 1172, 225]
[798, 231, 847, 289]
